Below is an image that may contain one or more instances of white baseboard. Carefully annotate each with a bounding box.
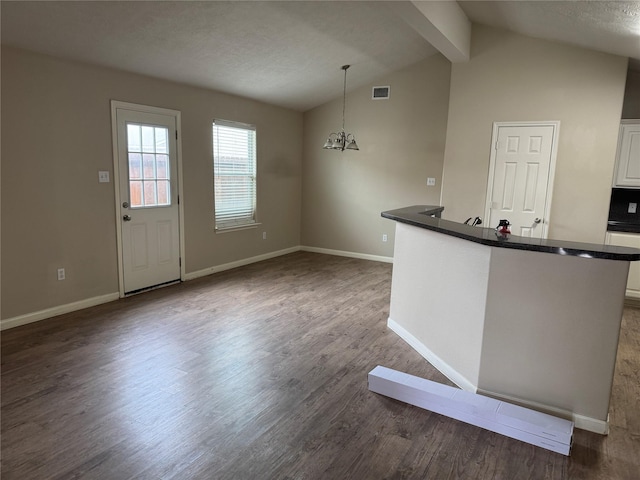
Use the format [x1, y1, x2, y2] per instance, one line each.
[476, 388, 609, 435]
[1, 293, 120, 331]
[183, 246, 301, 281]
[1, 245, 386, 330]
[573, 413, 609, 435]
[2, 248, 300, 330]
[625, 290, 640, 300]
[301, 246, 393, 264]
[387, 317, 477, 393]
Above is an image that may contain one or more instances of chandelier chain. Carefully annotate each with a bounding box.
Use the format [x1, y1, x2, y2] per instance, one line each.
[342, 66, 347, 132]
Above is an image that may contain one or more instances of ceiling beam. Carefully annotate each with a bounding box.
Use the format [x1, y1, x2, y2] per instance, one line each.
[391, 1, 471, 63]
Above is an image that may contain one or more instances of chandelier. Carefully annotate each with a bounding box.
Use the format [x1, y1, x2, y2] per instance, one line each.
[322, 65, 359, 151]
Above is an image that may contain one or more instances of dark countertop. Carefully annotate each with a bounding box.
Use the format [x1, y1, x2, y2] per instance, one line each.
[382, 205, 640, 261]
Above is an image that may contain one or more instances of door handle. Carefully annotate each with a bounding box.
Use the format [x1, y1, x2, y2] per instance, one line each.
[123, 215, 132, 222]
[534, 218, 542, 224]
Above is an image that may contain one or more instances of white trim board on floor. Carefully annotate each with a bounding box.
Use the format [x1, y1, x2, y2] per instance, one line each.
[387, 317, 609, 434]
[368, 365, 574, 456]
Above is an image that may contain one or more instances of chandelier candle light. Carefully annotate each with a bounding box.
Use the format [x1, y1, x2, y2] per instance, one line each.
[322, 65, 360, 151]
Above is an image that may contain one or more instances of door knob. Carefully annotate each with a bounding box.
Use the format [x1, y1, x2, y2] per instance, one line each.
[123, 215, 132, 222]
[534, 218, 542, 224]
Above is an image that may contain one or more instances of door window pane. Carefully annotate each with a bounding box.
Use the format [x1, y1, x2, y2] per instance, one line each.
[126, 123, 171, 207]
[141, 126, 155, 153]
[127, 125, 141, 152]
[143, 154, 156, 179]
[128, 153, 142, 179]
[144, 181, 157, 205]
[130, 181, 143, 207]
[157, 180, 169, 204]
[155, 127, 168, 153]
[156, 155, 169, 179]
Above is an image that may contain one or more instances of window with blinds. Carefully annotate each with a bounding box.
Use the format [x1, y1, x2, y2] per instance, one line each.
[213, 120, 257, 230]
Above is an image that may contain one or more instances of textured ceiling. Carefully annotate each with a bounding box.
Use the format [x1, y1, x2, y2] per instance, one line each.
[1, 1, 639, 112]
[0, 1, 437, 111]
[459, 1, 640, 66]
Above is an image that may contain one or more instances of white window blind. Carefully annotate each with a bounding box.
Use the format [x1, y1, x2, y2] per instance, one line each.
[213, 120, 257, 230]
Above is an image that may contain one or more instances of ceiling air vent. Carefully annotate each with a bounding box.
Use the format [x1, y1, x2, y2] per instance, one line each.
[372, 86, 390, 100]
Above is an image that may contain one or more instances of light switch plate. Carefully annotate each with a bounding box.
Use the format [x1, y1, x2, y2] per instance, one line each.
[98, 171, 110, 183]
[629, 202, 638, 214]
[427, 177, 436, 186]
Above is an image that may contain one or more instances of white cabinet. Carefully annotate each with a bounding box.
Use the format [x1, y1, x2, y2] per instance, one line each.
[614, 121, 640, 188]
[606, 231, 640, 299]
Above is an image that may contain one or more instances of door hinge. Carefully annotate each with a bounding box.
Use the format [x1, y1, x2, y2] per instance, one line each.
[175, 131, 178, 140]
[179, 257, 182, 267]
[177, 195, 180, 205]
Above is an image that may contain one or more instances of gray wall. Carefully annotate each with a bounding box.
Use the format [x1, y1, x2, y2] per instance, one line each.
[1, 46, 303, 320]
[440, 25, 628, 244]
[1, 23, 633, 323]
[622, 69, 640, 119]
[301, 56, 452, 258]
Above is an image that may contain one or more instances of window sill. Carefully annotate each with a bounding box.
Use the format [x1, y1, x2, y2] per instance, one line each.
[215, 222, 261, 234]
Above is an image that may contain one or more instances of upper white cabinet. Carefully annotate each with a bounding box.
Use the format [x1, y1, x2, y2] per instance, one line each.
[614, 121, 640, 188]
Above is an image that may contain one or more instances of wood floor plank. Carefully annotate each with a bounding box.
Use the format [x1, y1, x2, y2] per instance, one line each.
[2, 252, 639, 479]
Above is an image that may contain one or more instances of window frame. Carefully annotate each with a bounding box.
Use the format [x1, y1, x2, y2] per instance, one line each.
[212, 119, 258, 232]
[125, 122, 172, 209]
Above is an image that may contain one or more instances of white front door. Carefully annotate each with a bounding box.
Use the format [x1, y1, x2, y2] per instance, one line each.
[486, 123, 558, 239]
[113, 104, 181, 294]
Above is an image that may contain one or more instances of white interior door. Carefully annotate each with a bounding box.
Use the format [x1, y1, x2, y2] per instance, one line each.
[486, 123, 557, 239]
[114, 105, 181, 294]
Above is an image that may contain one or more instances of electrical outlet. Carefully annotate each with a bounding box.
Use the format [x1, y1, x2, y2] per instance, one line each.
[427, 177, 436, 186]
[382, 234, 388, 242]
[57, 268, 65, 281]
[262, 231, 267, 240]
[629, 202, 638, 214]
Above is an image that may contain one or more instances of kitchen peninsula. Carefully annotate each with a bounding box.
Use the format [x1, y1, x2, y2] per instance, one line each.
[382, 205, 640, 434]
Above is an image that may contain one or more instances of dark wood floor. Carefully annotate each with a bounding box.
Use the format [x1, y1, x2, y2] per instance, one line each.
[2, 252, 639, 479]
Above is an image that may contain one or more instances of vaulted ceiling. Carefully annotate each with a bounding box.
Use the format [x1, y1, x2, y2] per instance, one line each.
[2, 1, 639, 111]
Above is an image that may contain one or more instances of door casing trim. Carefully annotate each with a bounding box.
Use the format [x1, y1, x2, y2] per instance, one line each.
[110, 100, 185, 298]
[484, 121, 560, 239]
